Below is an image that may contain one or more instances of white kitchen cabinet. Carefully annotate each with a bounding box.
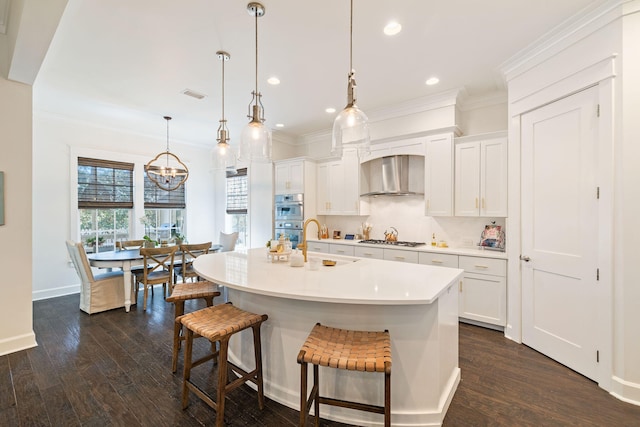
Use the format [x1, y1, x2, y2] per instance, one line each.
[329, 244, 355, 257]
[454, 133, 507, 217]
[425, 133, 455, 216]
[457, 256, 506, 327]
[316, 152, 369, 216]
[418, 252, 458, 268]
[275, 159, 315, 195]
[354, 245, 384, 260]
[306, 241, 329, 253]
[383, 248, 418, 264]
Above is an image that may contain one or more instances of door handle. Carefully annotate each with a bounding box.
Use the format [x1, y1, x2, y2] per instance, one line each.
[519, 255, 531, 262]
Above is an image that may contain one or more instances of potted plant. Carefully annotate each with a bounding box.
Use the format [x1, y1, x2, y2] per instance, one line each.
[86, 236, 104, 248]
[172, 233, 186, 245]
[143, 235, 159, 248]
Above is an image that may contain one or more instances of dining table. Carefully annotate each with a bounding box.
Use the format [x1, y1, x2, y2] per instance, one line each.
[87, 244, 222, 312]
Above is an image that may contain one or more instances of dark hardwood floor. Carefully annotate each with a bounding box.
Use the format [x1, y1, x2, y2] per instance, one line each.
[2, 293, 639, 426]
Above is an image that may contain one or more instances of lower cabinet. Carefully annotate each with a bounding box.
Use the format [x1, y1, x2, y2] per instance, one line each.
[354, 246, 384, 260]
[329, 244, 355, 257]
[457, 256, 507, 327]
[383, 248, 418, 263]
[306, 241, 329, 253]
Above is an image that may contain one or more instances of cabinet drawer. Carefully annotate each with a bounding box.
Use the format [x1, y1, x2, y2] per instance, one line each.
[329, 244, 355, 257]
[307, 241, 329, 253]
[419, 252, 458, 268]
[354, 246, 384, 260]
[383, 248, 418, 264]
[458, 256, 506, 276]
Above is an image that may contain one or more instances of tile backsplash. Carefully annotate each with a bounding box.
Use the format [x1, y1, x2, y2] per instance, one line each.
[316, 196, 505, 249]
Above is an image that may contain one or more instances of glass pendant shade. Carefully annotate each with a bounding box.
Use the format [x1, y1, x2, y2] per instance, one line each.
[240, 109, 272, 163]
[331, 104, 370, 157]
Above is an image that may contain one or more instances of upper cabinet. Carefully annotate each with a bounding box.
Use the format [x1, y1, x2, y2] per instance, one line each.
[274, 158, 317, 196]
[424, 133, 455, 216]
[317, 151, 369, 216]
[454, 132, 507, 217]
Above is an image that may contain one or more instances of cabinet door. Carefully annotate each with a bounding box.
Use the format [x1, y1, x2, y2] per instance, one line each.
[328, 161, 345, 213]
[418, 252, 458, 268]
[383, 248, 418, 264]
[425, 134, 454, 216]
[480, 137, 507, 217]
[354, 245, 384, 259]
[341, 153, 363, 215]
[274, 163, 291, 194]
[316, 163, 331, 215]
[459, 272, 506, 326]
[288, 161, 304, 194]
[329, 244, 355, 257]
[307, 241, 329, 253]
[454, 141, 481, 216]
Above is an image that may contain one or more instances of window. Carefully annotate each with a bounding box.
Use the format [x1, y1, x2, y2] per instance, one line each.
[143, 174, 186, 243]
[78, 157, 134, 252]
[226, 168, 248, 247]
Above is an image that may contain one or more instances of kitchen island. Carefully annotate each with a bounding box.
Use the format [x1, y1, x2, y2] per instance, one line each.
[193, 248, 464, 426]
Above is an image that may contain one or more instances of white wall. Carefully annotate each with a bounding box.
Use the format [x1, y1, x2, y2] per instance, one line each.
[32, 112, 219, 300]
[0, 76, 37, 355]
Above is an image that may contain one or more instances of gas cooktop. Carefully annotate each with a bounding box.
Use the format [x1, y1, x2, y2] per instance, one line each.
[359, 239, 426, 247]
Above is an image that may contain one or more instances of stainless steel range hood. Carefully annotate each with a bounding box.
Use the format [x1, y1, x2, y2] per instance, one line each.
[360, 155, 424, 196]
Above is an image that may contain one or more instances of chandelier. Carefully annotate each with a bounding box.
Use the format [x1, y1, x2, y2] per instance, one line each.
[239, 2, 272, 163]
[145, 116, 189, 191]
[212, 50, 237, 172]
[331, 0, 370, 157]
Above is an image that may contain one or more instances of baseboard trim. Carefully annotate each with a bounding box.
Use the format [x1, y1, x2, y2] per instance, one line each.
[0, 332, 37, 356]
[32, 284, 80, 301]
[610, 375, 640, 407]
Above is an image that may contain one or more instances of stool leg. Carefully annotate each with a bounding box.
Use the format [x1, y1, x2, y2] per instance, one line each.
[252, 323, 265, 410]
[216, 336, 230, 427]
[182, 328, 194, 409]
[299, 360, 307, 427]
[313, 364, 320, 427]
[172, 301, 185, 373]
[385, 368, 391, 427]
[204, 295, 214, 307]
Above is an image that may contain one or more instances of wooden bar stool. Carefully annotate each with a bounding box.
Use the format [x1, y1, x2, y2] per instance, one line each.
[178, 303, 268, 427]
[166, 281, 221, 373]
[297, 323, 392, 427]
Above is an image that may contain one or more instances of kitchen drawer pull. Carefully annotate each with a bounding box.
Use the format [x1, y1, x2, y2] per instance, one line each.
[394, 256, 405, 260]
[363, 252, 373, 256]
[474, 264, 489, 269]
[337, 250, 345, 253]
[431, 260, 443, 264]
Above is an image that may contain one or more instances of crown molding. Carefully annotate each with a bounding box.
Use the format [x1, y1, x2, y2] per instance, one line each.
[500, 0, 622, 80]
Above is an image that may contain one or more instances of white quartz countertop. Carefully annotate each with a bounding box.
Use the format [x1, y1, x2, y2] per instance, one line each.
[193, 248, 464, 306]
[307, 238, 508, 259]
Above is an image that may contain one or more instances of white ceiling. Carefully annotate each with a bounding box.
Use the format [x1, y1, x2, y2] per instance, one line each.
[34, 0, 604, 148]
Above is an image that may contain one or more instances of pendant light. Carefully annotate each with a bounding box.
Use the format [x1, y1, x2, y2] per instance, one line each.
[239, 2, 272, 163]
[331, 0, 370, 157]
[212, 50, 237, 173]
[146, 116, 189, 191]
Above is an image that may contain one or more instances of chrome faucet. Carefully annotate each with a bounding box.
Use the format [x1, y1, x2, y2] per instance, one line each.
[299, 218, 321, 262]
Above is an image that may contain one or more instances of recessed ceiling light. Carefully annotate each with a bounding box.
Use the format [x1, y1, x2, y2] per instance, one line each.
[182, 89, 206, 100]
[325, 107, 336, 113]
[383, 21, 402, 36]
[426, 77, 440, 86]
[275, 123, 284, 128]
[267, 77, 280, 85]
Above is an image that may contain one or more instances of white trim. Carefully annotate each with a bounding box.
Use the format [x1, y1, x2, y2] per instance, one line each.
[33, 284, 80, 301]
[0, 332, 37, 357]
[610, 376, 640, 406]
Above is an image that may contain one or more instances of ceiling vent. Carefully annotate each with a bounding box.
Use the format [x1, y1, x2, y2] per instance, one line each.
[182, 89, 206, 100]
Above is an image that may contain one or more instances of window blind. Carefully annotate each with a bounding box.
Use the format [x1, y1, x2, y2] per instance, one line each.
[144, 174, 186, 208]
[226, 168, 248, 214]
[78, 157, 134, 208]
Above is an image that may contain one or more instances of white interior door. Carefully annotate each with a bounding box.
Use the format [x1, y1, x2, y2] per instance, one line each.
[521, 86, 599, 381]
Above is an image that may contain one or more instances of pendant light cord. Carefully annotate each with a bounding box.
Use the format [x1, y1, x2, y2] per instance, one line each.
[254, 10, 259, 98]
[221, 54, 225, 122]
[349, 0, 353, 74]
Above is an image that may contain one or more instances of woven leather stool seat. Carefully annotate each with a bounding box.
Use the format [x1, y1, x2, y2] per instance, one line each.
[179, 303, 268, 427]
[297, 323, 392, 426]
[166, 281, 221, 373]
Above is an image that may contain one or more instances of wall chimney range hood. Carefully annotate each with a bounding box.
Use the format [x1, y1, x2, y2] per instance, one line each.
[360, 155, 424, 197]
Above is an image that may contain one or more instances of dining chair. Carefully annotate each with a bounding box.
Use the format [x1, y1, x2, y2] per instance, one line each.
[115, 239, 145, 250]
[65, 240, 125, 314]
[219, 231, 239, 252]
[174, 242, 212, 283]
[138, 246, 179, 311]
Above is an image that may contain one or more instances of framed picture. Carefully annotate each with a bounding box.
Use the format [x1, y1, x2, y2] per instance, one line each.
[332, 230, 341, 239]
[0, 171, 4, 226]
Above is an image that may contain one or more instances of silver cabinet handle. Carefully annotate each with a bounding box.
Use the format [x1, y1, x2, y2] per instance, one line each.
[431, 260, 443, 264]
[474, 264, 489, 269]
[519, 255, 531, 262]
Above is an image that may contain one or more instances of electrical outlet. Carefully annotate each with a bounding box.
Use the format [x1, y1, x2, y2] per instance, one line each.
[462, 238, 474, 247]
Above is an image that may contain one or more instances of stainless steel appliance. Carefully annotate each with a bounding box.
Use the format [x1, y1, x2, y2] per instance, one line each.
[275, 193, 303, 221]
[274, 194, 304, 248]
[359, 239, 425, 247]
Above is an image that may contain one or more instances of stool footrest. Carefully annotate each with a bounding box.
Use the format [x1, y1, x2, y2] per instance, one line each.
[318, 396, 385, 414]
[227, 361, 260, 394]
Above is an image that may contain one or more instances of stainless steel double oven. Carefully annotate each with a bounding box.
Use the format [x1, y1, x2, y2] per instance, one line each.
[274, 193, 303, 249]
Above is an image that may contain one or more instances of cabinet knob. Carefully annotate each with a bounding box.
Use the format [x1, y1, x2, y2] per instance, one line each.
[519, 255, 531, 262]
